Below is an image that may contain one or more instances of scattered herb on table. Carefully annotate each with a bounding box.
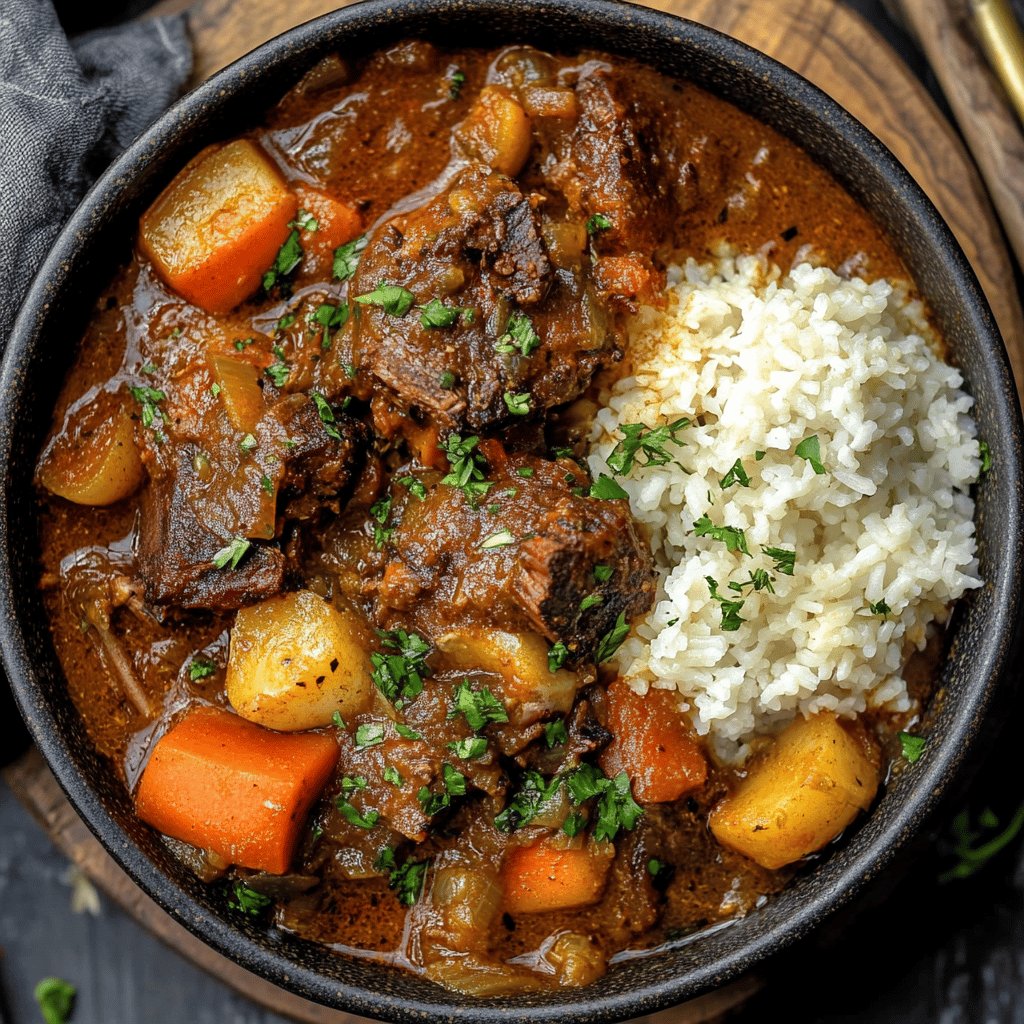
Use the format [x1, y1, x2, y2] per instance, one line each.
[35, 977, 76, 1024]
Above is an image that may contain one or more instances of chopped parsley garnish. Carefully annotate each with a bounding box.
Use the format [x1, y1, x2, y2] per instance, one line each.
[34, 977, 76, 1024]
[693, 514, 751, 555]
[311, 391, 343, 440]
[313, 301, 349, 350]
[276, 312, 296, 332]
[795, 434, 826, 474]
[335, 795, 380, 830]
[332, 234, 367, 281]
[586, 212, 612, 235]
[291, 209, 318, 232]
[141, 361, 157, 375]
[899, 731, 926, 763]
[562, 811, 586, 837]
[495, 310, 541, 357]
[869, 599, 892, 617]
[332, 710, 347, 729]
[418, 763, 466, 816]
[565, 764, 643, 842]
[228, 881, 272, 917]
[394, 722, 422, 740]
[647, 858, 665, 877]
[494, 770, 561, 832]
[548, 641, 570, 672]
[729, 569, 775, 594]
[130, 385, 166, 433]
[979, 439, 992, 474]
[210, 382, 222, 397]
[606, 418, 690, 475]
[371, 629, 430, 706]
[439, 370, 456, 390]
[383, 765, 403, 786]
[264, 356, 290, 387]
[595, 612, 629, 662]
[441, 432, 492, 504]
[590, 473, 629, 499]
[189, 656, 216, 681]
[263, 230, 303, 291]
[544, 719, 568, 748]
[516, 466, 535, 479]
[419, 297, 474, 329]
[755, 450, 766, 461]
[240, 433, 257, 453]
[354, 281, 416, 317]
[449, 68, 466, 98]
[212, 537, 251, 570]
[448, 736, 488, 760]
[451, 680, 508, 731]
[594, 564, 613, 583]
[939, 804, 1024, 882]
[355, 722, 386, 748]
[260, 474, 274, 496]
[706, 576, 746, 631]
[580, 593, 604, 612]
[369, 496, 393, 549]
[720, 458, 750, 489]
[376, 850, 430, 905]
[398, 475, 427, 500]
[504, 391, 532, 416]
[762, 546, 796, 575]
[234, 338, 254, 351]
[480, 529, 515, 550]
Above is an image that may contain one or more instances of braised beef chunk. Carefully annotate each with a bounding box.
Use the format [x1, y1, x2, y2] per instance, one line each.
[271, 395, 369, 520]
[379, 440, 655, 658]
[137, 447, 285, 609]
[352, 168, 611, 432]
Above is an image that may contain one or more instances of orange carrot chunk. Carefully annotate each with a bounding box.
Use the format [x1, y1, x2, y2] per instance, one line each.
[599, 679, 707, 804]
[502, 840, 611, 914]
[139, 140, 297, 314]
[135, 706, 338, 873]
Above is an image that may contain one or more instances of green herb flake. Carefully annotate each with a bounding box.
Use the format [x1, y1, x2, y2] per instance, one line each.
[395, 722, 422, 740]
[331, 710, 347, 730]
[276, 312, 297, 332]
[385, 855, 430, 905]
[590, 473, 629, 500]
[516, 466, 535, 479]
[129, 385, 166, 431]
[212, 537, 251, 570]
[383, 764, 403, 787]
[355, 722, 386, 748]
[548, 641, 570, 672]
[449, 68, 467, 99]
[335, 797, 380, 830]
[544, 719, 568, 748]
[706, 576, 746, 632]
[260, 474, 275, 497]
[562, 811, 586, 837]
[451, 680, 509, 731]
[979, 440, 992, 474]
[441, 432, 492, 504]
[371, 629, 431, 705]
[398, 475, 427, 500]
[693, 514, 751, 556]
[240, 433, 258, 453]
[291, 209, 318, 232]
[311, 391, 343, 440]
[494, 770, 561, 832]
[448, 736, 488, 760]
[439, 370, 456, 390]
[35, 978, 76, 1024]
[354, 281, 416, 317]
[333, 234, 368, 281]
[762, 546, 796, 576]
[480, 529, 515, 550]
[313, 301, 350, 350]
[580, 592, 604, 612]
[210, 382, 222, 397]
[228, 881, 272, 917]
[606, 418, 690, 476]
[263, 229, 303, 291]
[755, 450, 766, 461]
[595, 612, 629, 663]
[496, 310, 541, 357]
[419, 297, 473, 329]
[565, 764, 643, 842]
[647, 858, 665, 877]
[720, 458, 751, 489]
[189, 656, 216, 681]
[586, 213, 612, 235]
[899, 731, 926, 763]
[594, 564, 613, 583]
[503, 391, 532, 416]
[869, 599, 892, 616]
[795, 434, 827, 475]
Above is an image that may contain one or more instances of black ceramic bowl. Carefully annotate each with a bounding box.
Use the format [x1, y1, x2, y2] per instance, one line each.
[3, 1, 1022, 1021]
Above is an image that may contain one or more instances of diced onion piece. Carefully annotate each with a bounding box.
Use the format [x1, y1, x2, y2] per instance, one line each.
[521, 85, 578, 119]
[139, 140, 297, 314]
[424, 956, 544, 996]
[227, 590, 374, 731]
[502, 839, 612, 914]
[543, 932, 607, 988]
[709, 714, 880, 870]
[207, 353, 265, 434]
[455, 86, 533, 177]
[430, 866, 503, 949]
[436, 628, 579, 725]
[38, 399, 144, 506]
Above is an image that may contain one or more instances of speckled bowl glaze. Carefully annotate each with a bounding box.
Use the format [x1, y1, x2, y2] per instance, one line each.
[3, 1, 1022, 1021]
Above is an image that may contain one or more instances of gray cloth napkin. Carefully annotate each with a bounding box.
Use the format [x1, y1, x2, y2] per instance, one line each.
[0, 0, 193, 342]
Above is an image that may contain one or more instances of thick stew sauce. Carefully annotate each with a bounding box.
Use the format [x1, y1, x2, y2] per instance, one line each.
[37, 43, 904, 993]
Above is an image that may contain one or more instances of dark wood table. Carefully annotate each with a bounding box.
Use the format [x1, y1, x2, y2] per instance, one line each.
[2, 1, 1023, 1022]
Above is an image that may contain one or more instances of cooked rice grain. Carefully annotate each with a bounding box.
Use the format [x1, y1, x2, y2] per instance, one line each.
[589, 256, 983, 763]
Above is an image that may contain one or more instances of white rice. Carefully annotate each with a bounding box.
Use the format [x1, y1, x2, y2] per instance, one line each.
[588, 255, 984, 764]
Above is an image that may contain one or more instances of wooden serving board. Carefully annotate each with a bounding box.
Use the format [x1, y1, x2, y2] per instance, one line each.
[7, 0, 1023, 1022]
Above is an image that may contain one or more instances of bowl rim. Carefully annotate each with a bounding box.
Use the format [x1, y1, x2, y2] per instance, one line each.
[3, 0, 1023, 1021]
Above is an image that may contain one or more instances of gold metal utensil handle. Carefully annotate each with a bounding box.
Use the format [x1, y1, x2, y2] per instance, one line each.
[972, 0, 1024, 126]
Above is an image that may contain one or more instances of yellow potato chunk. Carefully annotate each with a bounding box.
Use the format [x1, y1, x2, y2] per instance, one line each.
[139, 140, 297, 314]
[455, 86, 533, 176]
[227, 590, 374, 732]
[38, 398, 144, 506]
[709, 714, 880, 870]
[436, 628, 578, 725]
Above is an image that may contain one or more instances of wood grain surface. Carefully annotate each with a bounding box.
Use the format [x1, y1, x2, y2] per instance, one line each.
[12, 0, 1024, 1021]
